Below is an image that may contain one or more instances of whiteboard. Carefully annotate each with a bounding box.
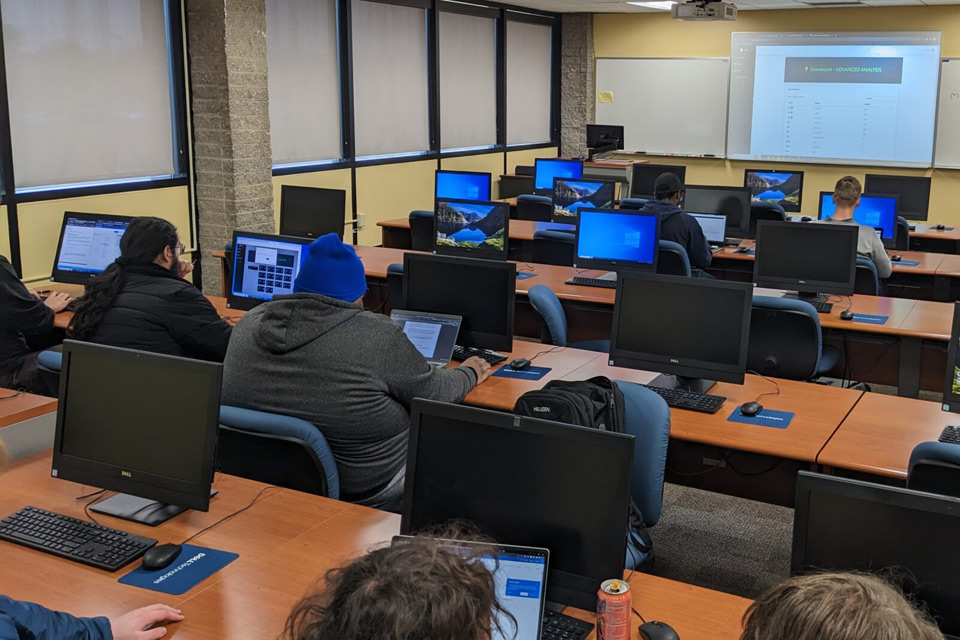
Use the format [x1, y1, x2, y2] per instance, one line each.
[595, 58, 729, 158]
[935, 58, 960, 169]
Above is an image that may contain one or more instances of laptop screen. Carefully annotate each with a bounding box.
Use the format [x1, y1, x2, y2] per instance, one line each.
[230, 233, 312, 309]
[690, 213, 727, 244]
[390, 310, 461, 366]
[52, 212, 133, 282]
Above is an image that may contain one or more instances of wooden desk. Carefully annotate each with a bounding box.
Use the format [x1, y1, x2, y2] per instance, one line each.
[0, 452, 748, 640]
[0, 389, 57, 429]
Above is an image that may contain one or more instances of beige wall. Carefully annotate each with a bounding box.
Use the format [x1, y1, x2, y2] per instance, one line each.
[507, 147, 558, 174]
[272, 169, 354, 238]
[441, 152, 506, 200]
[594, 7, 960, 222]
[355, 160, 438, 245]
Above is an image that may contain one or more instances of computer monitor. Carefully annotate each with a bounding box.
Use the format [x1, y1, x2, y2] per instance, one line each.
[401, 399, 634, 611]
[533, 158, 583, 194]
[435, 170, 492, 201]
[818, 191, 899, 248]
[572, 209, 659, 283]
[793, 471, 960, 639]
[279, 185, 347, 240]
[403, 253, 515, 352]
[864, 174, 932, 221]
[630, 164, 686, 199]
[433, 198, 509, 261]
[753, 220, 858, 301]
[50, 212, 134, 284]
[52, 340, 221, 525]
[609, 272, 753, 394]
[743, 169, 804, 213]
[228, 231, 313, 311]
[684, 186, 752, 238]
[586, 124, 624, 150]
[551, 178, 616, 222]
[941, 302, 960, 414]
[689, 212, 727, 246]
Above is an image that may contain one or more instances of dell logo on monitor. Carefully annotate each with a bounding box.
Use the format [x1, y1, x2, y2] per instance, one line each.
[670, 358, 680, 364]
[798, 280, 807, 284]
[121, 470, 132, 478]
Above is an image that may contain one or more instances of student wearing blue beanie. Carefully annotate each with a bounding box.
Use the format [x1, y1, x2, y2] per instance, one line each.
[222, 233, 491, 510]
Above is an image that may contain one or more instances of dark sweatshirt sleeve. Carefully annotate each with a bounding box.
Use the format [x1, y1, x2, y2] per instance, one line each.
[0, 264, 55, 338]
[0, 595, 112, 640]
[163, 285, 233, 362]
[686, 217, 713, 270]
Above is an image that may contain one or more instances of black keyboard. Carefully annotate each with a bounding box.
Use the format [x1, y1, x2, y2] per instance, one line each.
[0, 506, 157, 572]
[723, 237, 742, 247]
[451, 345, 508, 366]
[810, 301, 833, 314]
[643, 385, 727, 414]
[541, 609, 594, 640]
[939, 425, 960, 445]
[566, 276, 617, 289]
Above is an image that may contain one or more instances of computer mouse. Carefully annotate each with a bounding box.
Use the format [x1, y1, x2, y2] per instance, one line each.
[510, 357, 531, 371]
[736, 247, 750, 254]
[142, 543, 183, 571]
[934, 224, 946, 230]
[840, 310, 855, 321]
[800, 216, 813, 222]
[891, 254, 902, 262]
[639, 620, 680, 640]
[739, 401, 763, 417]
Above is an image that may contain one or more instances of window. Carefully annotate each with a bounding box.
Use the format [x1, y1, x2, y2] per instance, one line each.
[266, 0, 342, 166]
[351, 0, 430, 159]
[438, 9, 497, 152]
[506, 19, 553, 146]
[1, 0, 182, 190]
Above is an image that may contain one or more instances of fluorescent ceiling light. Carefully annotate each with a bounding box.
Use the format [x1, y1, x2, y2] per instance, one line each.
[626, 1, 676, 8]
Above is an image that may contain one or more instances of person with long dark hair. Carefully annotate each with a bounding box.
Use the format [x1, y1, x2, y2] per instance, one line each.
[68, 217, 231, 362]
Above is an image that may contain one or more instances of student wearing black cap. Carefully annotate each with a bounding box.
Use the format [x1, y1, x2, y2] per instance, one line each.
[637, 172, 713, 274]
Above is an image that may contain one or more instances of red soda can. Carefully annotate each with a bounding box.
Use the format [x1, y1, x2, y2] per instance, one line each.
[597, 578, 631, 640]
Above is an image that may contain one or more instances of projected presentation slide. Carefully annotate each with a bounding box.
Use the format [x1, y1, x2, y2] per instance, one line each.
[728, 32, 941, 167]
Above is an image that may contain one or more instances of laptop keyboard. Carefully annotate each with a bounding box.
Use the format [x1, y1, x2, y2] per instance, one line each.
[541, 610, 594, 640]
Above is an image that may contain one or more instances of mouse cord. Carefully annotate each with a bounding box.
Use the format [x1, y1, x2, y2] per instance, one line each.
[0, 390, 23, 401]
[528, 345, 566, 363]
[517, 262, 535, 273]
[179, 485, 281, 546]
[624, 542, 647, 624]
[746, 370, 781, 405]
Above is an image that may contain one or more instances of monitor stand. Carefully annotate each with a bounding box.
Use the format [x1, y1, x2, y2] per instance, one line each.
[91, 490, 218, 526]
[782, 292, 827, 304]
[648, 373, 717, 395]
[595, 271, 617, 282]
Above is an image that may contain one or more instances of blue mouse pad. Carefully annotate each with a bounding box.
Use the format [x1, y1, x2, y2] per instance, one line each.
[516, 272, 537, 280]
[492, 365, 551, 381]
[852, 314, 888, 325]
[119, 544, 238, 595]
[727, 408, 794, 429]
[894, 260, 919, 267]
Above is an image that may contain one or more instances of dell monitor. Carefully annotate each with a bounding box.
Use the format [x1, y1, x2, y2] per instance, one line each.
[551, 178, 616, 222]
[818, 191, 898, 248]
[228, 231, 313, 310]
[753, 220, 858, 302]
[689, 212, 727, 247]
[534, 158, 583, 195]
[572, 209, 660, 284]
[743, 169, 804, 213]
[401, 399, 634, 611]
[864, 174, 932, 221]
[52, 340, 221, 525]
[609, 272, 752, 394]
[793, 471, 960, 639]
[433, 198, 509, 261]
[50, 212, 134, 284]
[435, 170, 492, 201]
[403, 252, 515, 353]
[684, 186, 752, 238]
[941, 302, 960, 414]
[586, 124, 624, 158]
[630, 164, 686, 199]
[279, 185, 347, 240]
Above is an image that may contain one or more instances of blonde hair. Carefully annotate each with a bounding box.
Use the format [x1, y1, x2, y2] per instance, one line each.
[833, 176, 862, 208]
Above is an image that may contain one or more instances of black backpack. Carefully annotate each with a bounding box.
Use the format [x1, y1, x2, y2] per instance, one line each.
[513, 376, 653, 563]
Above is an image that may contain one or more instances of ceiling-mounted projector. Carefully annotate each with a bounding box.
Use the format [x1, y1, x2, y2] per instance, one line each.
[671, 0, 737, 21]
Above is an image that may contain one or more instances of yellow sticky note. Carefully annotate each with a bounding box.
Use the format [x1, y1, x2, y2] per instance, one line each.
[598, 91, 614, 104]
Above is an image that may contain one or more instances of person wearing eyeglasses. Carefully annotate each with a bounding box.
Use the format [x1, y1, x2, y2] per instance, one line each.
[68, 217, 232, 362]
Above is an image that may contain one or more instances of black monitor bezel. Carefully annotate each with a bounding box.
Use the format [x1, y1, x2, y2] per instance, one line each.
[551, 177, 617, 224]
[228, 230, 313, 311]
[432, 198, 510, 262]
[51, 341, 221, 512]
[609, 272, 753, 384]
[402, 252, 516, 352]
[279, 184, 347, 240]
[753, 219, 858, 296]
[864, 174, 932, 222]
[434, 169, 493, 201]
[572, 208, 660, 273]
[50, 211, 136, 284]
[743, 168, 804, 214]
[683, 185, 753, 237]
[586, 124, 624, 150]
[630, 163, 687, 199]
[941, 302, 960, 414]
[533, 158, 584, 192]
[400, 398, 634, 610]
[816, 190, 900, 248]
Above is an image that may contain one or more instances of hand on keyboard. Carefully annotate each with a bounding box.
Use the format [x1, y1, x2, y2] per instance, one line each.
[462, 356, 493, 384]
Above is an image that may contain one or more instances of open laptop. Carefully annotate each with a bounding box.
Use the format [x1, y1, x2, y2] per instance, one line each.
[689, 212, 727, 252]
[390, 310, 461, 368]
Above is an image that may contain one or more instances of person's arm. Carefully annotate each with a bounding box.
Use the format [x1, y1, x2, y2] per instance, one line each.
[164, 286, 233, 362]
[0, 268, 57, 338]
[0, 595, 110, 640]
[686, 217, 712, 270]
[870, 234, 893, 279]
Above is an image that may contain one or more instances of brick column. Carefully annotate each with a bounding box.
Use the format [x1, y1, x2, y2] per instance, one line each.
[187, 0, 275, 294]
[560, 14, 595, 158]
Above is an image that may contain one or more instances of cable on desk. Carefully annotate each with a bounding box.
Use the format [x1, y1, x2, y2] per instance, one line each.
[517, 262, 536, 273]
[528, 345, 566, 363]
[83, 492, 110, 526]
[0, 390, 23, 401]
[75, 488, 107, 502]
[180, 485, 281, 546]
[624, 544, 647, 624]
[746, 370, 781, 406]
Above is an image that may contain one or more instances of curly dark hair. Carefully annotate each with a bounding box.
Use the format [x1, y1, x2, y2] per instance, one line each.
[283, 535, 517, 640]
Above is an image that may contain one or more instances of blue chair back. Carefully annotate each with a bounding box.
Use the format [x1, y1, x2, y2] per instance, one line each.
[408, 210, 434, 252]
[532, 229, 575, 267]
[895, 216, 911, 251]
[218, 405, 340, 500]
[527, 284, 568, 347]
[386, 263, 404, 311]
[619, 198, 648, 210]
[37, 350, 62, 372]
[747, 296, 823, 381]
[854, 256, 879, 296]
[517, 194, 553, 222]
[748, 202, 786, 238]
[908, 441, 960, 499]
[657, 240, 691, 277]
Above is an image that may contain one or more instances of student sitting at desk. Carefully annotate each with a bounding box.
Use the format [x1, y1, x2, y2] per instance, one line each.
[0, 254, 71, 396]
[637, 172, 713, 275]
[222, 233, 492, 510]
[68, 217, 232, 362]
[822, 176, 893, 280]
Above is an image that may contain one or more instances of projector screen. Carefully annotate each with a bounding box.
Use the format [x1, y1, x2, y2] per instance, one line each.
[728, 32, 941, 168]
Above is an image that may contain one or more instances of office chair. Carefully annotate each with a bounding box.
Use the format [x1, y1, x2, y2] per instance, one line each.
[532, 229, 575, 266]
[854, 257, 880, 296]
[515, 165, 535, 176]
[895, 216, 911, 251]
[907, 441, 960, 499]
[218, 405, 340, 500]
[526, 284, 609, 353]
[657, 240, 691, 277]
[408, 210, 434, 252]
[746, 296, 840, 381]
[748, 202, 786, 238]
[618, 198, 649, 210]
[516, 194, 553, 222]
[386, 263, 404, 311]
[35, 350, 63, 394]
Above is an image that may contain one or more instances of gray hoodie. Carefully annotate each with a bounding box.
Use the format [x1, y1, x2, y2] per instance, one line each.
[221, 293, 477, 508]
